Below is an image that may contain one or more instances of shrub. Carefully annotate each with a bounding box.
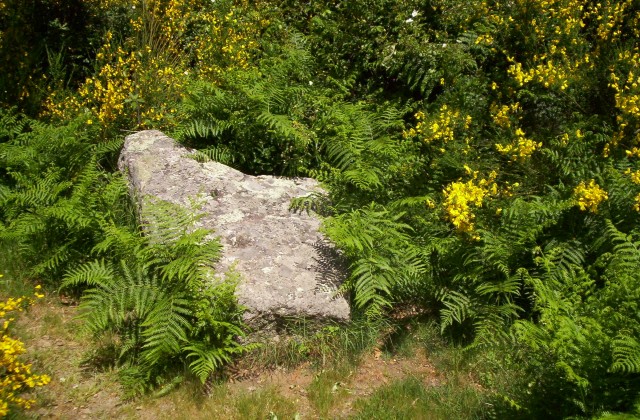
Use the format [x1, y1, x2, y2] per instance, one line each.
[0, 282, 50, 416]
[42, 0, 265, 137]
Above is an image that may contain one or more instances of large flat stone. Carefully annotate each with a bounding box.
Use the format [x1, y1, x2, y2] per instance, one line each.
[118, 130, 350, 327]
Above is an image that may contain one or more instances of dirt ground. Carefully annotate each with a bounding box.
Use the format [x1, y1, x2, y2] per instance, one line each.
[15, 299, 443, 419]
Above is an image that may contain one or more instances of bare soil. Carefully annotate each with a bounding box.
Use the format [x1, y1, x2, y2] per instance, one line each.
[15, 299, 442, 419]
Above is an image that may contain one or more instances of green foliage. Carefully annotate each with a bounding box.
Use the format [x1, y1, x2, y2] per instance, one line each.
[263, 1, 640, 416]
[176, 33, 319, 176]
[233, 387, 298, 420]
[307, 369, 350, 417]
[323, 204, 420, 315]
[4, 0, 640, 417]
[0, 112, 127, 281]
[62, 199, 251, 392]
[0, 0, 104, 113]
[352, 377, 486, 420]
[500, 219, 640, 417]
[0, 109, 250, 394]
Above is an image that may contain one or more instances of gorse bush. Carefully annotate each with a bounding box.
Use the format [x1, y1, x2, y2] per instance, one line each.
[0, 0, 107, 113]
[41, 0, 265, 137]
[0, 282, 50, 416]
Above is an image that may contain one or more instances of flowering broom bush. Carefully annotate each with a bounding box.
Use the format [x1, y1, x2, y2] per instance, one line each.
[0, 281, 49, 416]
[271, 0, 640, 416]
[42, 0, 264, 137]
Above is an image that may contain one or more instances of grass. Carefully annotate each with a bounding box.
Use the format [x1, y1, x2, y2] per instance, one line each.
[0, 244, 37, 298]
[307, 368, 351, 418]
[0, 262, 513, 420]
[238, 316, 386, 372]
[234, 387, 300, 419]
[111, 381, 303, 419]
[351, 376, 486, 420]
[351, 319, 523, 420]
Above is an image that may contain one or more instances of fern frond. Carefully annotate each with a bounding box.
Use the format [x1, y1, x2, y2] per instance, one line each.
[439, 289, 474, 331]
[142, 295, 192, 365]
[611, 334, 640, 373]
[189, 145, 234, 164]
[182, 119, 234, 141]
[31, 244, 72, 275]
[604, 219, 640, 276]
[61, 259, 115, 288]
[0, 107, 28, 140]
[183, 341, 235, 383]
[342, 167, 382, 190]
[350, 256, 393, 310]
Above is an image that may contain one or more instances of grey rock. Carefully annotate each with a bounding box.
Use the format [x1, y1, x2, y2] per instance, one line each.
[118, 130, 350, 328]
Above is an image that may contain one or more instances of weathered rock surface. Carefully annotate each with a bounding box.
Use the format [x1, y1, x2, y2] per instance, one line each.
[118, 130, 350, 327]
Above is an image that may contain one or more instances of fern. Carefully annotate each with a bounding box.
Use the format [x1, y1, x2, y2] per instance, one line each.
[350, 256, 393, 311]
[61, 199, 249, 391]
[184, 342, 233, 383]
[603, 219, 640, 275]
[438, 289, 474, 331]
[289, 191, 333, 217]
[142, 295, 192, 365]
[390, 41, 477, 98]
[323, 203, 421, 315]
[183, 317, 257, 384]
[611, 335, 640, 374]
[188, 146, 234, 165]
[176, 33, 319, 176]
[0, 107, 27, 141]
[0, 116, 128, 280]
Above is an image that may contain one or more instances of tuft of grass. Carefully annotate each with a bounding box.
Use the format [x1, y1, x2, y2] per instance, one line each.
[0, 242, 36, 298]
[352, 377, 486, 420]
[120, 381, 302, 419]
[234, 387, 299, 419]
[307, 369, 351, 418]
[351, 319, 527, 420]
[394, 319, 474, 375]
[241, 316, 387, 371]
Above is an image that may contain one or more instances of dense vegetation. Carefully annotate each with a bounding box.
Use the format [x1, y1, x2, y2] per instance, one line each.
[1, 0, 640, 417]
[0, 287, 50, 416]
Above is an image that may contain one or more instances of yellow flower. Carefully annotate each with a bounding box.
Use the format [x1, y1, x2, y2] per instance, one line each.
[495, 127, 542, 162]
[573, 179, 608, 213]
[0, 290, 50, 412]
[404, 106, 472, 145]
[442, 171, 500, 238]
